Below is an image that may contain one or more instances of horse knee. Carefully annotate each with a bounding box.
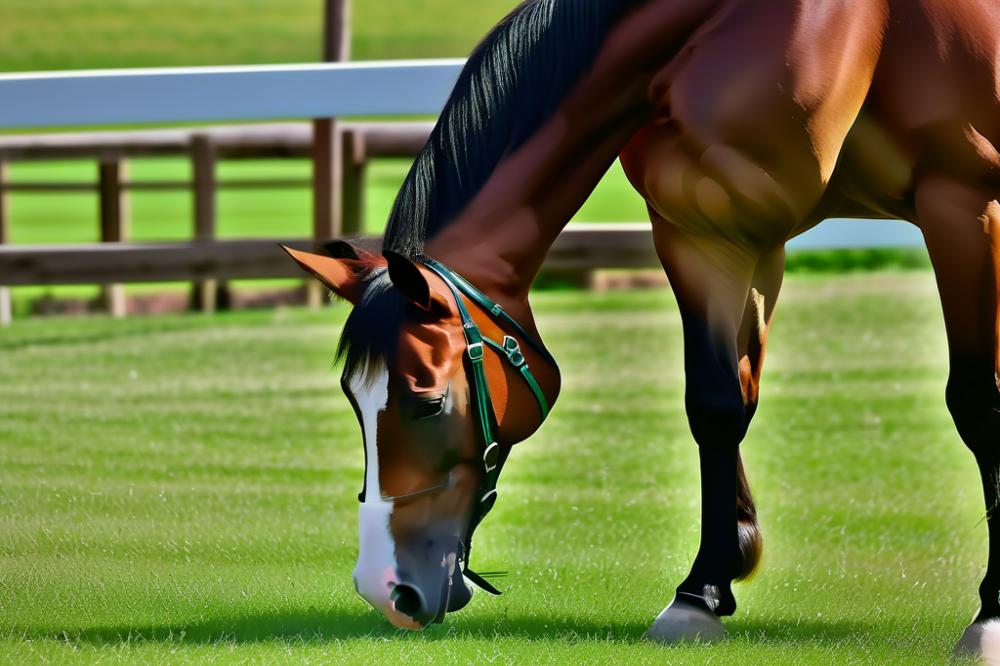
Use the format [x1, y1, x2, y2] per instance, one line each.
[945, 372, 1000, 453]
[686, 387, 748, 448]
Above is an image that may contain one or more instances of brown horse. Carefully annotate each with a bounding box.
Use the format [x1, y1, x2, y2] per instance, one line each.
[285, 0, 1000, 653]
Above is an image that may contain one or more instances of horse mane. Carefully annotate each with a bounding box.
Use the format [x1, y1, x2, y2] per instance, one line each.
[381, 0, 637, 258]
[340, 0, 636, 379]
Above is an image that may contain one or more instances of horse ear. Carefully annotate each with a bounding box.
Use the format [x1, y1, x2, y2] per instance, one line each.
[281, 245, 367, 304]
[384, 251, 432, 309]
[384, 250, 451, 314]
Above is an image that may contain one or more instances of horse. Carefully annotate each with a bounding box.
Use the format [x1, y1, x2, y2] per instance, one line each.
[284, 0, 1000, 653]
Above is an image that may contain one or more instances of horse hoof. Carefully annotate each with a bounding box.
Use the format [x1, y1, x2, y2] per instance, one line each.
[954, 620, 1000, 661]
[644, 595, 727, 644]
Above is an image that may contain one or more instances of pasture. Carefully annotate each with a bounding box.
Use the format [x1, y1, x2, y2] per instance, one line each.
[0, 272, 985, 664]
[0, 1, 515, 72]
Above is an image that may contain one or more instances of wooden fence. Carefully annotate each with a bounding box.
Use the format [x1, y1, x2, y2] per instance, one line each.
[0, 59, 923, 326]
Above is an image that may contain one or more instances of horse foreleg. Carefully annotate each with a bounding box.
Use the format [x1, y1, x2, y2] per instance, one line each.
[917, 178, 1000, 658]
[644, 220, 782, 643]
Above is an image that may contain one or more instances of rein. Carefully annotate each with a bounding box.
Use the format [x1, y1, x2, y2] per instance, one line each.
[411, 256, 556, 595]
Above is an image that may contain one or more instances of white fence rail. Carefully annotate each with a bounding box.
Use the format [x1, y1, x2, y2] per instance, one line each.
[0, 60, 465, 129]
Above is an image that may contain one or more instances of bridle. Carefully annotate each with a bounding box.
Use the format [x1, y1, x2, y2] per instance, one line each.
[382, 255, 557, 595]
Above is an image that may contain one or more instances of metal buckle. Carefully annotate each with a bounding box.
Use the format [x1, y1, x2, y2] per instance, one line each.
[503, 336, 524, 367]
[490, 304, 503, 316]
[467, 341, 484, 360]
[483, 441, 499, 472]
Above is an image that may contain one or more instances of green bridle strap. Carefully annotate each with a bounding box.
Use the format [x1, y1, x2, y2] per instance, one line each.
[420, 256, 555, 423]
[419, 256, 557, 596]
[482, 337, 550, 420]
[422, 258, 558, 369]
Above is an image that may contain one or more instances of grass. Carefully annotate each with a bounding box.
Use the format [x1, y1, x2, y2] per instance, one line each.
[0, 1, 516, 72]
[0, 273, 986, 663]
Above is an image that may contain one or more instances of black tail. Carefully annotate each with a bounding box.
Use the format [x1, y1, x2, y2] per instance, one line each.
[735, 452, 763, 581]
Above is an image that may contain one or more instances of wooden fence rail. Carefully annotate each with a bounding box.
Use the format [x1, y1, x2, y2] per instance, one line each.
[0, 121, 434, 322]
[0, 224, 659, 286]
[0, 218, 930, 288]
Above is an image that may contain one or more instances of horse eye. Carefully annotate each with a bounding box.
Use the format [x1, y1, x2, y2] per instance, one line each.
[409, 394, 447, 420]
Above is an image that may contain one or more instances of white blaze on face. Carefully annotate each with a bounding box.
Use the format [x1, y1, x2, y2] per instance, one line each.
[349, 365, 399, 613]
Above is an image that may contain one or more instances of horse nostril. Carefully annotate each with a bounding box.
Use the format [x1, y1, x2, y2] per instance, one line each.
[390, 584, 427, 621]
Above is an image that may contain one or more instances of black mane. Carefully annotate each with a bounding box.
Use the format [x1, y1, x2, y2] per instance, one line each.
[342, 0, 635, 377]
[381, 0, 636, 258]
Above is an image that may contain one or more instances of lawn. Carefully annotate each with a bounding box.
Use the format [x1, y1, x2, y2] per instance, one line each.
[0, 1, 516, 71]
[0, 273, 985, 664]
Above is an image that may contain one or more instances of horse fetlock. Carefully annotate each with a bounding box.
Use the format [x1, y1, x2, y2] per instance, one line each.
[735, 514, 763, 581]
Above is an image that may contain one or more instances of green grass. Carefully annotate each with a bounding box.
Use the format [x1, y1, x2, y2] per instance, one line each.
[0, 274, 985, 663]
[0, 1, 516, 72]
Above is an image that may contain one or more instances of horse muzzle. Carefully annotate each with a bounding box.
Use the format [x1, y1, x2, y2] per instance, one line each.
[353, 503, 471, 629]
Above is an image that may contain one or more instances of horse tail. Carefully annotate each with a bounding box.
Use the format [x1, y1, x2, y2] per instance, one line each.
[734, 452, 763, 581]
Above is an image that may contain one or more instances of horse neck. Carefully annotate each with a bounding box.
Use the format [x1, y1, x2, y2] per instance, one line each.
[424, 99, 647, 314]
[424, 0, 715, 322]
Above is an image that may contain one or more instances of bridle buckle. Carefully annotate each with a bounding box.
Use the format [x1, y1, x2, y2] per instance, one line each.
[502, 336, 525, 367]
[483, 441, 499, 472]
[467, 341, 485, 361]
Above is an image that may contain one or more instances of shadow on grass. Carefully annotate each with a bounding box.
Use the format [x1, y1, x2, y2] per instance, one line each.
[28, 607, 874, 647]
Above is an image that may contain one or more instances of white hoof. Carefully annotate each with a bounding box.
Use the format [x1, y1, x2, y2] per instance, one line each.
[644, 595, 727, 644]
[955, 620, 1000, 663]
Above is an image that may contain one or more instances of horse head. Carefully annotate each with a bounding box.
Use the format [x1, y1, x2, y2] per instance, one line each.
[284, 242, 558, 628]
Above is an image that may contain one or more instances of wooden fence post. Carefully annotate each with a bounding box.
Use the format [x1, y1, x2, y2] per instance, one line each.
[341, 127, 365, 236]
[307, 0, 352, 309]
[323, 0, 351, 63]
[190, 134, 221, 313]
[0, 161, 10, 326]
[99, 158, 129, 317]
[309, 119, 342, 308]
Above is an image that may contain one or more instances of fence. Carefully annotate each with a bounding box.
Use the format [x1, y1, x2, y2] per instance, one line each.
[0, 59, 923, 326]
